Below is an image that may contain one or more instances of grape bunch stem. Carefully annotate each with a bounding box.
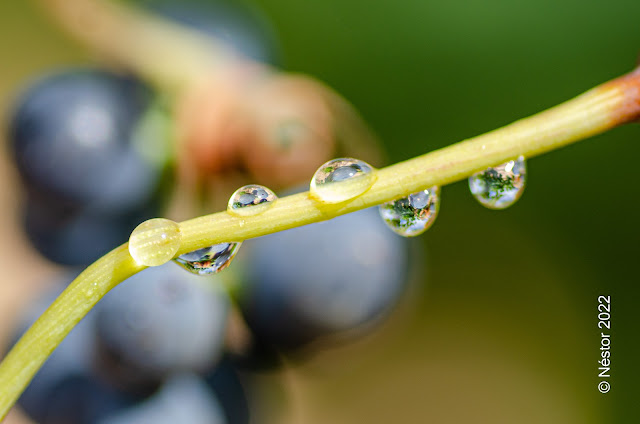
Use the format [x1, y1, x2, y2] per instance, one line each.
[1, 0, 639, 419]
[1, 65, 639, 420]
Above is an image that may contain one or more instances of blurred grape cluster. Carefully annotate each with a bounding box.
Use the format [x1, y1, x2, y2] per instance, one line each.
[3, 1, 414, 422]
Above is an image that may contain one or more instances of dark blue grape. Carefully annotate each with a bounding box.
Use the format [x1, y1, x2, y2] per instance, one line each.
[143, 0, 281, 65]
[8, 68, 166, 214]
[10, 280, 139, 424]
[98, 374, 228, 424]
[7, 68, 171, 265]
[95, 263, 230, 387]
[34, 375, 138, 424]
[237, 207, 410, 351]
[95, 359, 250, 424]
[22, 192, 155, 266]
[204, 357, 250, 424]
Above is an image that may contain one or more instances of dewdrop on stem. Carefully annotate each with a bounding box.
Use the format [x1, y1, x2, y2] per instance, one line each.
[310, 158, 376, 203]
[468, 156, 526, 209]
[129, 218, 182, 266]
[174, 184, 279, 275]
[227, 184, 278, 217]
[379, 187, 440, 237]
[174, 243, 242, 275]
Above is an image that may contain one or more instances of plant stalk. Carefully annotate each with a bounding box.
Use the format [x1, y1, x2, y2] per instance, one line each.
[1, 66, 639, 419]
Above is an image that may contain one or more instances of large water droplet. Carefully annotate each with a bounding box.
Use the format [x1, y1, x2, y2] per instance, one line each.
[227, 184, 277, 217]
[129, 218, 182, 266]
[468, 156, 526, 209]
[174, 242, 242, 275]
[310, 158, 376, 203]
[379, 187, 440, 237]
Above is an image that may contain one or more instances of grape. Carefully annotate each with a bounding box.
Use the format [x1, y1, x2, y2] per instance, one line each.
[97, 358, 251, 424]
[33, 375, 138, 424]
[95, 263, 230, 387]
[238, 206, 410, 350]
[143, 0, 280, 65]
[9, 271, 237, 423]
[8, 68, 166, 214]
[23, 192, 155, 266]
[204, 357, 250, 424]
[7, 67, 171, 265]
[98, 374, 226, 424]
[10, 280, 139, 424]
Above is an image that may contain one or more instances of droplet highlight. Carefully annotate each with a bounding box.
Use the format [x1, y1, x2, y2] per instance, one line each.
[174, 242, 242, 275]
[129, 218, 182, 266]
[310, 158, 376, 203]
[468, 156, 526, 209]
[379, 187, 440, 237]
[228, 184, 277, 217]
[84, 282, 99, 299]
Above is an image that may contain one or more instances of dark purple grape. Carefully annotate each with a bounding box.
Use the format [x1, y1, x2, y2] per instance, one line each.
[143, 0, 281, 65]
[7, 68, 172, 265]
[34, 374, 138, 424]
[22, 192, 156, 266]
[7, 68, 167, 214]
[204, 357, 250, 424]
[10, 280, 139, 424]
[94, 263, 230, 388]
[237, 206, 410, 351]
[98, 374, 227, 424]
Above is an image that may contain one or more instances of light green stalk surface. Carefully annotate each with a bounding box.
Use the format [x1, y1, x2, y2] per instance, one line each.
[1, 69, 637, 419]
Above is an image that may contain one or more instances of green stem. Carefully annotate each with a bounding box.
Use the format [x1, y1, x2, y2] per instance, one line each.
[1, 66, 639, 419]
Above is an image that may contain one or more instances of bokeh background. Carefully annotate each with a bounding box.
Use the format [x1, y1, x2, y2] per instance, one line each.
[1, 0, 639, 423]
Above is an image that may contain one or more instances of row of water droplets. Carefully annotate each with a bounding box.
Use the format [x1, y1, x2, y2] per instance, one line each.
[310, 156, 526, 236]
[128, 185, 278, 273]
[128, 156, 527, 274]
[174, 184, 279, 275]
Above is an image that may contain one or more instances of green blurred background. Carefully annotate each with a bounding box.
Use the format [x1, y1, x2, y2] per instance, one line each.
[1, 0, 639, 423]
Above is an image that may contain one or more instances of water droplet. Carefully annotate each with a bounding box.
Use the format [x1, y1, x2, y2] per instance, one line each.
[227, 184, 278, 216]
[129, 218, 182, 266]
[379, 187, 440, 237]
[174, 242, 242, 275]
[469, 156, 526, 209]
[310, 158, 376, 203]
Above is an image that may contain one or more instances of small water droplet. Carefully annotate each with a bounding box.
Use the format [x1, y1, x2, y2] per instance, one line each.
[469, 156, 526, 209]
[228, 184, 278, 217]
[379, 187, 440, 237]
[310, 158, 376, 203]
[174, 242, 242, 275]
[129, 218, 182, 266]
